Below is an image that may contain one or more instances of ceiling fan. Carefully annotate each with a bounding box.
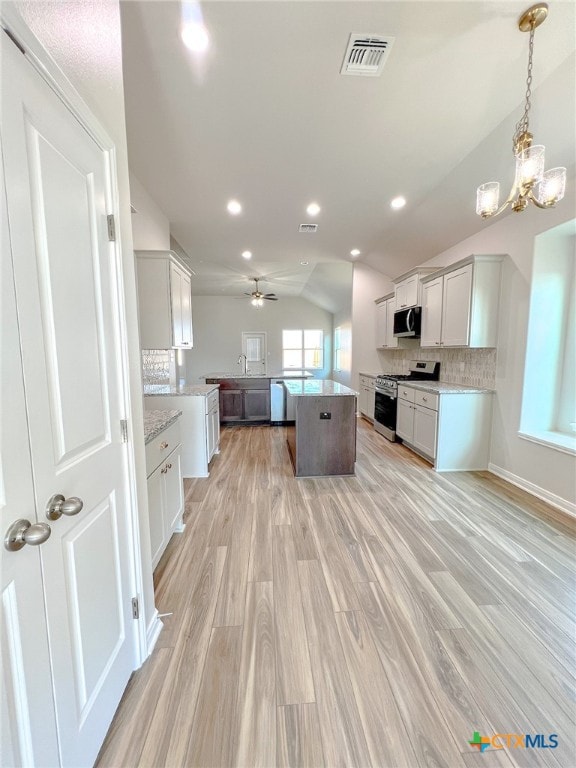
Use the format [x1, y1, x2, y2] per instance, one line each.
[244, 278, 278, 306]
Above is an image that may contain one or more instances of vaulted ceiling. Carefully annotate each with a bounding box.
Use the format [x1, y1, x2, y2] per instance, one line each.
[120, 1, 575, 305]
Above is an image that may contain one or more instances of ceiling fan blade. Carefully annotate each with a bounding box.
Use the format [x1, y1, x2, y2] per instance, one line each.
[264, 296, 279, 301]
[263, 293, 277, 298]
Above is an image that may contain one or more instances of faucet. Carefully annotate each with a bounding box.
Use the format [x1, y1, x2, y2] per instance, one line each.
[238, 353, 247, 375]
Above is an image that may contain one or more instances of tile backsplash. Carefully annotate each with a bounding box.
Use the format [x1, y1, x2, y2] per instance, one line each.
[142, 350, 175, 385]
[377, 347, 497, 389]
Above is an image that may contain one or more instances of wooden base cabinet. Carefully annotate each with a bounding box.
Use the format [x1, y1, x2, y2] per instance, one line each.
[145, 419, 184, 569]
[397, 385, 493, 471]
[208, 378, 271, 424]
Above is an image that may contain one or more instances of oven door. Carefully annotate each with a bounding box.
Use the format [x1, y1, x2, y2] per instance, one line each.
[374, 388, 397, 441]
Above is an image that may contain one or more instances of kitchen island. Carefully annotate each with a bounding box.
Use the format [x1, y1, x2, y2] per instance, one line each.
[284, 379, 358, 477]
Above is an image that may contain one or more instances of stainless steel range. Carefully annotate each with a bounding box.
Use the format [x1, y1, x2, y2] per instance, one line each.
[374, 360, 440, 441]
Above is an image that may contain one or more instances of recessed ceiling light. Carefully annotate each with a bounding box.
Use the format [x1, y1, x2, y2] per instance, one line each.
[390, 196, 406, 210]
[181, 22, 209, 53]
[306, 202, 321, 217]
[300, 261, 309, 266]
[241, 250, 252, 260]
[350, 249, 361, 257]
[227, 199, 242, 215]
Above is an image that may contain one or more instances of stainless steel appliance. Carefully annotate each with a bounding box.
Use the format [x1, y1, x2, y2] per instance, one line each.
[374, 360, 440, 441]
[393, 306, 422, 337]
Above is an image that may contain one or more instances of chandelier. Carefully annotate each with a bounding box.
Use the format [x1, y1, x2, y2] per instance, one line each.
[476, 3, 566, 218]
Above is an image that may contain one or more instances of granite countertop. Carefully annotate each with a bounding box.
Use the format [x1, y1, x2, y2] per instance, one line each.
[359, 372, 379, 378]
[284, 379, 358, 397]
[144, 409, 182, 444]
[400, 381, 495, 395]
[203, 370, 314, 380]
[144, 383, 219, 396]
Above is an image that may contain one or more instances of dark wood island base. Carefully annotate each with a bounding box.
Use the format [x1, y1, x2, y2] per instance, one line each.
[284, 381, 357, 477]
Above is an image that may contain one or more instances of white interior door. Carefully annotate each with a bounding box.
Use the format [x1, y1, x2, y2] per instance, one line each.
[1, 144, 60, 768]
[2, 37, 135, 767]
[242, 331, 267, 375]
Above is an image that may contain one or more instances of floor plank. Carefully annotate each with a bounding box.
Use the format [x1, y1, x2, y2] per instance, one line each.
[96, 421, 576, 768]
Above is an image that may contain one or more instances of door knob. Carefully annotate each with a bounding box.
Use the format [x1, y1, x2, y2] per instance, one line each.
[45, 494, 84, 521]
[5, 519, 52, 552]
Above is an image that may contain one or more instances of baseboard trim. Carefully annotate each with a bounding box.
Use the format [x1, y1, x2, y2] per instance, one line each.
[146, 610, 163, 657]
[488, 463, 576, 519]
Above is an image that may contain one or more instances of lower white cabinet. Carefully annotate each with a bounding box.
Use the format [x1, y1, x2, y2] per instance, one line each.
[397, 385, 493, 471]
[144, 389, 220, 477]
[145, 419, 184, 569]
[358, 374, 376, 421]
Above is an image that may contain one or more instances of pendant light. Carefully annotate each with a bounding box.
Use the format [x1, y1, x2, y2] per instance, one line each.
[476, 3, 566, 218]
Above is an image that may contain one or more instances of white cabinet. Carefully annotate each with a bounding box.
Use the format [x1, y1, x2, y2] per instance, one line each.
[136, 250, 194, 349]
[421, 255, 504, 348]
[375, 293, 398, 348]
[392, 268, 437, 310]
[397, 385, 493, 471]
[395, 275, 419, 309]
[145, 419, 184, 569]
[358, 374, 376, 421]
[144, 389, 220, 478]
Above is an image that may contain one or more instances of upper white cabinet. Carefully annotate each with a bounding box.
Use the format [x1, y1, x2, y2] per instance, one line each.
[393, 268, 437, 309]
[421, 255, 504, 348]
[136, 251, 194, 349]
[375, 293, 398, 348]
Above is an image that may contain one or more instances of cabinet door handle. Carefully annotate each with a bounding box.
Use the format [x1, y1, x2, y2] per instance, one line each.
[160, 441, 169, 449]
[422, 396, 428, 402]
[167, 463, 172, 469]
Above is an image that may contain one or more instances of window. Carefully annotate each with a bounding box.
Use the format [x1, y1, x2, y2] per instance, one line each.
[282, 329, 323, 370]
[520, 220, 576, 454]
[334, 326, 342, 371]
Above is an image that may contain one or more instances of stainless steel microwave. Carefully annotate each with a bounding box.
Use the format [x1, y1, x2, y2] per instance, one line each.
[393, 306, 421, 337]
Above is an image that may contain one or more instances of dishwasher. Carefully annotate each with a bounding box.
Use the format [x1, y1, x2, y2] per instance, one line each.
[270, 379, 297, 425]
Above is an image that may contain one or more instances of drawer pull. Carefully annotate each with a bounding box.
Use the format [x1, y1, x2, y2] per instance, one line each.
[161, 466, 167, 474]
[167, 463, 172, 469]
[422, 396, 428, 402]
[160, 441, 169, 450]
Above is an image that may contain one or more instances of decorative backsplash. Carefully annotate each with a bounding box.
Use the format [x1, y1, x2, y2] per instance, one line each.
[377, 347, 497, 388]
[141, 350, 175, 385]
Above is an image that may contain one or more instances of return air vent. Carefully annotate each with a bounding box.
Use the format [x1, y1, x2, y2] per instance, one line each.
[299, 224, 318, 233]
[340, 33, 395, 76]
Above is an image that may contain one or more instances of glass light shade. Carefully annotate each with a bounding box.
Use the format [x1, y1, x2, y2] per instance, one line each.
[515, 144, 545, 187]
[476, 182, 500, 217]
[536, 167, 567, 205]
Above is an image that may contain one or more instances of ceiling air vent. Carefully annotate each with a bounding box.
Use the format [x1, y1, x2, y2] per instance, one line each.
[299, 224, 318, 233]
[340, 33, 395, 77]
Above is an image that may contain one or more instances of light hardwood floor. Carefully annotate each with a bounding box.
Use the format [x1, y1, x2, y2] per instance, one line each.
[96, 420, 576, 768]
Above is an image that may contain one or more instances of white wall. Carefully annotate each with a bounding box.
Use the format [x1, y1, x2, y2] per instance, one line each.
[421, 186, 576, 514]
[332, 307, 352, 387]
[129, 172, 171, 250]
[12, 0, 157, 649]
[351, 262, 394, 383]
[183, 296, 334, 381]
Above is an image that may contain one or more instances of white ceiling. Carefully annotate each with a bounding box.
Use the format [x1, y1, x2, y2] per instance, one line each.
[120, 1, 575, 307]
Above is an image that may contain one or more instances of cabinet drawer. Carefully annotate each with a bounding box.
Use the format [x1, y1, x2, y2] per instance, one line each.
[414, 390, 439, 411]
[145, 420, 181, 477]
[397, 386, 416, 403]
[206, 389, 219, 414]
[359, 375, 375, 389]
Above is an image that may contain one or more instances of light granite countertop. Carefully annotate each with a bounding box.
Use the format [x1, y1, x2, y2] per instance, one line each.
[144, 383, 219, 396]
[203, 370, 314, 380]
[400, 381, 495, 395]
[284, 379, 358, 397]
[143, 409, 182, 444]
[359, 371, 380, 379]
